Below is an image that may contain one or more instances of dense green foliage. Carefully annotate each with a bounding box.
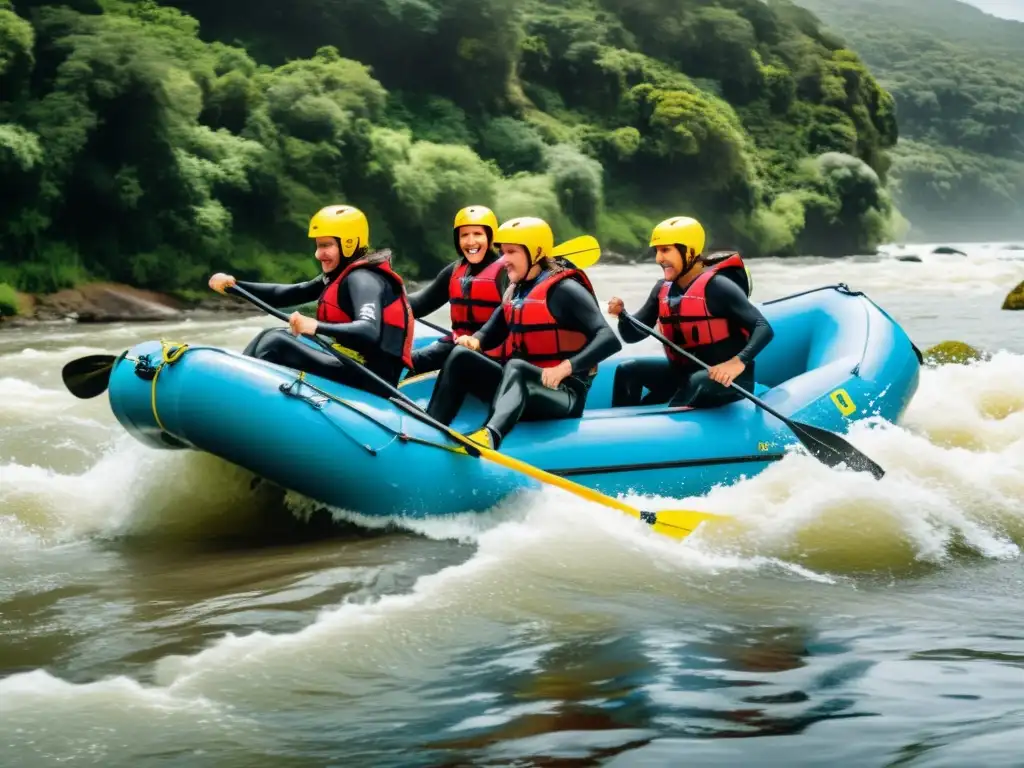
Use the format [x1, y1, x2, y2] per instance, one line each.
[797, 0, 1024, 240]
[0, 0, 901, 297]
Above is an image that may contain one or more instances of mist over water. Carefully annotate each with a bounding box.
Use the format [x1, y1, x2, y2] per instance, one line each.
[1, 246, 1023, 766]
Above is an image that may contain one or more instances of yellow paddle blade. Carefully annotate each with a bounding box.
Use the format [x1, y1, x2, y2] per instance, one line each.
[552, 235, 601, 269]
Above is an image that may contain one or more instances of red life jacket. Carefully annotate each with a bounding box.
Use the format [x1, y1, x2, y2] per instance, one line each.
[503, 268, 598, 369]
[316, 254, 415, 370]
[448, 255, 507, 360]
[656, 252, 751, 370]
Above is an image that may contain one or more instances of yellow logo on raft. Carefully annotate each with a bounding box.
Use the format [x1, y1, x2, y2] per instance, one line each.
[830, 388, 857, 417]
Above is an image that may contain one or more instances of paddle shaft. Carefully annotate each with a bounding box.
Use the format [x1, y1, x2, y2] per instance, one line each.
[620, 310, 794, 427]
[621, 310, 885, 479]
[386, 394, 714, 537]
[416, 316, 450, 336]
[226, 286, 664, 489]
[226, 285, 484, 455]
[226, 285, 715, 529]
[227, 287, 424, 401]
[226, 284, 726, 535]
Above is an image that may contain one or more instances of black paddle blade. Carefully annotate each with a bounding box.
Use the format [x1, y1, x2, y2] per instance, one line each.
[789, 420, 885, 480]
[61, 354, 117, 399]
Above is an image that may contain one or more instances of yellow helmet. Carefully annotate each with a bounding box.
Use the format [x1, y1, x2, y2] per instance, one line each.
[308, 205, 369, 259]
[494, 217, 554, 265]
[453, 205, 498, 254]
[649, 216, 705, 258]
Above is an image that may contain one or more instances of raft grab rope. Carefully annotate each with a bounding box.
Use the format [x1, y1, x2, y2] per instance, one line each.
[132, 339, 189, 433]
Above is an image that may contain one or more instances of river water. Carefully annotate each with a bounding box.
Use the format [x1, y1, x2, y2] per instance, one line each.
[1, 245, 1023, 766]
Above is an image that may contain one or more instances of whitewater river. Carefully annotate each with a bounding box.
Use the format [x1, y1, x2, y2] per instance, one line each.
[2, 245, 1023, 766]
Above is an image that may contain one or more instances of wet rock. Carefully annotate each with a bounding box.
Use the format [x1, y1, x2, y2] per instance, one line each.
[923, 340, 986, 365]
[931, 246, 967, 256]
[601, 249, 641, 264]
[34, 283, 183, 323]
[1003, 279, 1024, 311]
[1, 283, 262, 328]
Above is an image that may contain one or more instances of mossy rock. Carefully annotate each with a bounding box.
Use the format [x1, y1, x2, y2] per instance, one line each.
[923, 340, 985, 366]
[1002, 279, 1024, 310]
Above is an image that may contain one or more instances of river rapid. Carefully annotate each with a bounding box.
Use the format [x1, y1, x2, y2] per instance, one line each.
[1, 244, 1023, 767]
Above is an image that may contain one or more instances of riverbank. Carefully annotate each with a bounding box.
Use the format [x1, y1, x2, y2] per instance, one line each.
[3, 242, 1021, 329]
[0, 282, 262, 328]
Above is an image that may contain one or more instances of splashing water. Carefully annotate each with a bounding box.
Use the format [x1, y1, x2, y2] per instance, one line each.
[1, 252, 1023, 766]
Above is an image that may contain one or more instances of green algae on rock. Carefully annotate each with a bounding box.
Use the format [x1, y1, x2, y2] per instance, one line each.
[923, 340, 986, 365]
[1002, 280, 1024, 310]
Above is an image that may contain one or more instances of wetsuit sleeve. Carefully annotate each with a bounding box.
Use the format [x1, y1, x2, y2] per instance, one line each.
[549, 280, 623, 374]
[616, 281, 662, 343]
[473, 305, 510, 350]
[234, 277, 324, 308]
[705, 276, 775, 365]
[407, 262, 455, 318]
[314, 270, 386, 347]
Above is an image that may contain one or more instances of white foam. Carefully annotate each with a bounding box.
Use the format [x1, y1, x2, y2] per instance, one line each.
[0, 437, 280, 548]
[0, 378, 77, 413]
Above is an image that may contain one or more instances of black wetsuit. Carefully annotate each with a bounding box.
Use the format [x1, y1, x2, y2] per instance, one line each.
[407, 252, 510, 374]
[238, 263, 406, 387]
[613, 274, 774, 408]
[426, 271, 622, 447]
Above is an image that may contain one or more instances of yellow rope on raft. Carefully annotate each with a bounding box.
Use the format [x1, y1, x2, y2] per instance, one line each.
[150, 339, 189, 433]
[329, 342, 366, 365]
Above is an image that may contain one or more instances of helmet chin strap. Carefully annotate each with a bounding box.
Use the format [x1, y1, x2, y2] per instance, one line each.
[678, 245, 701, 276]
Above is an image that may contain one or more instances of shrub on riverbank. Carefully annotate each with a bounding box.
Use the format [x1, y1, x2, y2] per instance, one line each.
[0, 283, 18, 317]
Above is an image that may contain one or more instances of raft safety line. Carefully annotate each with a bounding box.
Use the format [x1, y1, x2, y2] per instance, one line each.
[280, 372, 383, 455]
[125, 343, 463, 456]
[762, 282, 864, 305]
[278, 372, 467, 456]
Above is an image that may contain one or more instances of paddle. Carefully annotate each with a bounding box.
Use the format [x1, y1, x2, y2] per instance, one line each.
[620, 310, 886, 480]
[62, 353, 121, 399]
[227, 284, 724, 540]
[550, 235, 601, 269]
[415, 316, 451, 336]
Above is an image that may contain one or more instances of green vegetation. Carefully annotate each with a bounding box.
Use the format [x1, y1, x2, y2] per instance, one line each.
[0, 282, 18, 316]
[0, 0, 901, 296]
[796, 0, 1024, 241]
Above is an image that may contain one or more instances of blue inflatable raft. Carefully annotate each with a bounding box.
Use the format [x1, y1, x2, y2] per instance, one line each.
[106, 284, 921, 518]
